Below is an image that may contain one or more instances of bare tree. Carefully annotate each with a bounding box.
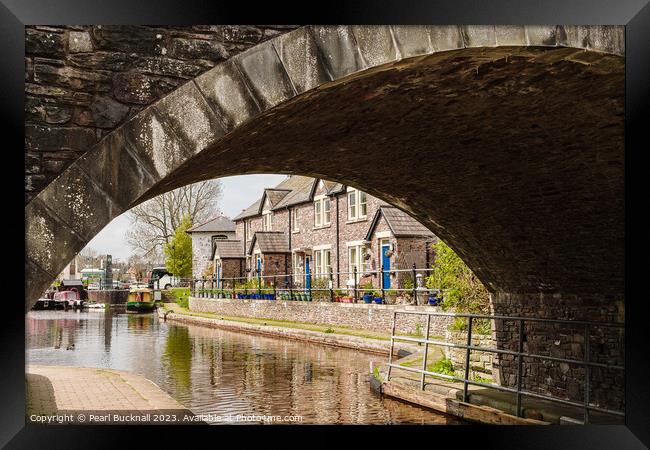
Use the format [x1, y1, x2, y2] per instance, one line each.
[126, 179, 223, 259]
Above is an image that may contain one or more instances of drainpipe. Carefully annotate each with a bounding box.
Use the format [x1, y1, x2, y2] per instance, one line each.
[288, 207, 292, 250]
[336, 195, 340, 288]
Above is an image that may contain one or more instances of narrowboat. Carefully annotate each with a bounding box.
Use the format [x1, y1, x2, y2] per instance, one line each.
[126, 288, 155, 312]
[32, 297, 55, 310]
[53, 289, 84, 308]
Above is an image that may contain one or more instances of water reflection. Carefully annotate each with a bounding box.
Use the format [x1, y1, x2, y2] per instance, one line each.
[26, 310, 462, 424]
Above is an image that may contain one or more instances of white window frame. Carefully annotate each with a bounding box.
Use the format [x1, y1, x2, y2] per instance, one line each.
[262, 211, 273, 231]
[313, 195, 330, 228]
[312, 246, 332, 279]
[347, 243, 369, 283]
[324, 197, 331, 225]
[347, 188, 367, 221]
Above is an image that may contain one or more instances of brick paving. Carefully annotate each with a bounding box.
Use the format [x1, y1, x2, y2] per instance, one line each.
[26, 365, 195, 424]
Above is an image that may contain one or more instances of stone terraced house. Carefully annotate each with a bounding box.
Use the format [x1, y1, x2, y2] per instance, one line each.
[220, 176, 436, 291]
[186, 215, 236, 279]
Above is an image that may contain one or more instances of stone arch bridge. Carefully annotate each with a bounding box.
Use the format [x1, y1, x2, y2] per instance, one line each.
[26, 25, 624, 324]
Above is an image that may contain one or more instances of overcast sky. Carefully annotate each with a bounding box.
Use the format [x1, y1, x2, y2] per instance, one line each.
[84, 174, 288, 262]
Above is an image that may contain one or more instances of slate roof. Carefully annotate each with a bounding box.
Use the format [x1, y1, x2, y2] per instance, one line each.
[248, 231, 290, 254]
[272, 176, 317, 209]
[233, 176, 316, 220]
[365, 206, 435, 240]
[233, 176, 354, 221]
[211, 240, 245, 260]
[186, 215, 236, 233]
[264, 188, 291, 208]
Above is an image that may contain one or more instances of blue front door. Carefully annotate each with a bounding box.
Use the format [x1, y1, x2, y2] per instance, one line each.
[382, 243, 391, 289]
[305, 256, 311, 290]
[216, 264, 221, 289]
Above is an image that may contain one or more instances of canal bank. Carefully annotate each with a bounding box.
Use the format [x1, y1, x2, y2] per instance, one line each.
[167, 302, 624, 426]
[27, 309, 460, 424]
[160, 303, 419, 357]
[26, 365, 198, 424]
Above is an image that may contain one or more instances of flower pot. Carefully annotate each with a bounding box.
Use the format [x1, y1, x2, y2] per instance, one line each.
[373, 297, 382, 304]
[363, 294, 373, 304]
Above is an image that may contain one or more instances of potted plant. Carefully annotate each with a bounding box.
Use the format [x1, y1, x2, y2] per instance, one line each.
[428, 290, 441, 306]
[373, 290, 383, 304]
[362, 283, 374, 303]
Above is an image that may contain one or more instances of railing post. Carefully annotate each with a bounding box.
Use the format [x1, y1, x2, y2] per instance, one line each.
[387, 310, 397, 381]
[353, 267, 358, 303]
[516, 318, 525, 417]
[273, 276, 277, 299]
[329, 270, 334, 302]
[289, 273, 293, 301]
[584, 323, 590, 424]
[257, 271, 262, 298]
[412, 264, 417, 305]
[420, 313, 432, 390]
[463, 316, 473, 403]
[381, 265, 385, 303]
[202, 278, 205, 298]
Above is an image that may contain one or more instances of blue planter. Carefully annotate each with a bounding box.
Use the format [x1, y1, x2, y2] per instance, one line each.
[428, 294, 440, 306]
[373, 297, 383, 304]
[363, 294, 373, 303]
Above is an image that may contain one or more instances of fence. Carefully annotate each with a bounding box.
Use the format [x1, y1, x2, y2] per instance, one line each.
[385, 310, 625, 424]
[189, 265, 444, 305]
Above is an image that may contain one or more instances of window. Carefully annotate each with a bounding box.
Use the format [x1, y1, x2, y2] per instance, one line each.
[313, 249, 332, 278]
[292, 208, 299, 232]
[348, 190, 356, 220]
[314, 200, 322, 227]
[314, 197, 331, 227]
[292, 252, 304, 286]
[263, 212, 273, 231]
[324, 198, 331, 225]
[348, 244, 369, 283]
[347, 188, 368, 221]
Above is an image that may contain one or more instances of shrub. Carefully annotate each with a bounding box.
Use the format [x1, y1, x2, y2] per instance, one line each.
[425, 240, 491, 334]
[429, 358, 455, 376]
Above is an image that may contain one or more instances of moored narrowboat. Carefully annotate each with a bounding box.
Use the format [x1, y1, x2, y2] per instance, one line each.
[54, 289, 84, 308]
[126, 288, 155, 312]
[32, 298, 55, 310]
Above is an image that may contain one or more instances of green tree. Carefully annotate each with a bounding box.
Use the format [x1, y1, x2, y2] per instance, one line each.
[426, 240, 491, 333]
[163, 215, 193, 278]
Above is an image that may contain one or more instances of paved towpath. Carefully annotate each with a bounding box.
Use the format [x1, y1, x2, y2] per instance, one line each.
[26, 365, 198, 424]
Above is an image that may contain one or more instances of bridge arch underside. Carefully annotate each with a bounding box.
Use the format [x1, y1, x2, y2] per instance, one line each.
[26, 43, 624, 319]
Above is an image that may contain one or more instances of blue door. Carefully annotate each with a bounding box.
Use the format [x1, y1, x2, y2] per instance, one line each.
[257, 256, 261, 275]
[216, 264, 221, 289]
[305, 256, 311, 290]
[382, 243, 391, 289]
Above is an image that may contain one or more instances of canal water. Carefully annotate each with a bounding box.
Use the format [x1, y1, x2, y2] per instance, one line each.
[26, 309, 462, 424]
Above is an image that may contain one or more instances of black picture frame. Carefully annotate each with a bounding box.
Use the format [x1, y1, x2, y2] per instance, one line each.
[3, 0, 648, 447]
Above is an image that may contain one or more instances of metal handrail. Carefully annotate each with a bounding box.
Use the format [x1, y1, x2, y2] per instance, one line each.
[385, 310, 625, 424]
[190, 264, 443, 303]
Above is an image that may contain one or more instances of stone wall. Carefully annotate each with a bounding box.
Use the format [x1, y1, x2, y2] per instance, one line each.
[25, 25, 298, 203]
[189, 296, 453, 336]
[491, 292, 625, 412]
[444, 330, 496, 382]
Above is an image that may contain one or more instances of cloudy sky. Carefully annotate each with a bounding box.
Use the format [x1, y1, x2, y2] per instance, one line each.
[85, 174, 288, 262]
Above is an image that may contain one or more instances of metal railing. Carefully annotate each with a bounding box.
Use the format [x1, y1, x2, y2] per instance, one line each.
[385, 310, 625, 424]
[189, 265, 443, 304]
